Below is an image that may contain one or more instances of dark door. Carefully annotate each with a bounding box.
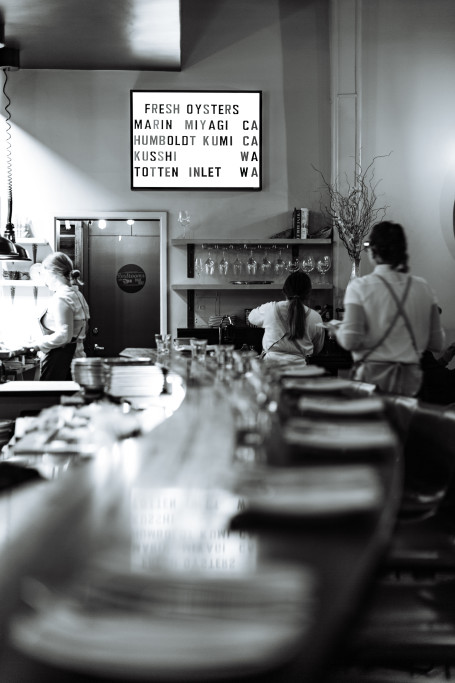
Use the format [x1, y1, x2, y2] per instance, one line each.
[85, 220, 161, 357]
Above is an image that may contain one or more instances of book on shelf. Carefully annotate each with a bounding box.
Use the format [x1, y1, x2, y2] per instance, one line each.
[292, 208, 302, 239]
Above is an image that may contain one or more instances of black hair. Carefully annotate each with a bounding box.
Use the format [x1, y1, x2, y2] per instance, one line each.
[282, 271, 312, 340]
[369, 221, 409, 272]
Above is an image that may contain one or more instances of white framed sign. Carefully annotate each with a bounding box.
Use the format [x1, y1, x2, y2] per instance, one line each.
[130, 90, 262, 190]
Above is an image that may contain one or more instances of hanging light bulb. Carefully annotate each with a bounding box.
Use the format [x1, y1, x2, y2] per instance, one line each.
[98, 219, 107, 229]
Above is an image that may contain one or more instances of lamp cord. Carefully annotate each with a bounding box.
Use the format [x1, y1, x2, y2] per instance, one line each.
[2, 67, 13, 228]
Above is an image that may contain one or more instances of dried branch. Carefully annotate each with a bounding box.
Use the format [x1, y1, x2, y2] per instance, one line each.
[312, 153, 392, 261]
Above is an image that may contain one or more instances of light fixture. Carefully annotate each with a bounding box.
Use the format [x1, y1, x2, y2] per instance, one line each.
[1, 50, 29, 261]
[98, 219, 107, 229]
[0, 47, 20, 71]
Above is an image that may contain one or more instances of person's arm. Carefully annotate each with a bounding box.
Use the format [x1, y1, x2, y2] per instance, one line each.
[248, 304, 266, 328]
[334, 303, 368, 351]
[37, 299, 74, 353]
[311, 315, 325, 355]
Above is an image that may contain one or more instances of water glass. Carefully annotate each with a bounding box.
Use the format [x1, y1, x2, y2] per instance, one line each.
[155, 333, 172, 354]
[190, 338, 208, 362]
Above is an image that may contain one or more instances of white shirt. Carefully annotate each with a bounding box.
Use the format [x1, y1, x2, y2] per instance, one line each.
[38, 284, 90, 354]
[248, 300, 325, 361]
[335, 264, 445, 363]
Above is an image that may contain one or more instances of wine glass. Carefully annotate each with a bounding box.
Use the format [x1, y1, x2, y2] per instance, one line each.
[194, 257, 203, 278]
[273, 250, 286, 278]
[286, 256, 300, 273]
[260, 250, 272, 276]
[247, 249, 257, 276]
[301, 255, 315, 278]
[218, 250, 229, 276]
[178, 210, 191, 238]
[316, 255, 332, 284]
[204, 249, 215, 276]
[233, 252, 243, 277]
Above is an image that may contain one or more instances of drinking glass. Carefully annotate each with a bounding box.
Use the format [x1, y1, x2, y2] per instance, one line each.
[190, 338, 208, 362]
[218, 250, 229, 276]
[273, 250, 286, 277]
[286, 256, 300, 273]
[316, 255, 332, 284]
[247, 249, 257, 275]
[204, 250, 215, 276]
[233, 254, 243, 277]
[301, 255, 315, 277]
[155, 333, 172, 354]
[194, 257, 203, 278]
[260, 250, 272, 276]
[178, 210, 191, 238]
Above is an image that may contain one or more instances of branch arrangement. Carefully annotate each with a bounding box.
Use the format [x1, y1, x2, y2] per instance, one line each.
[313, 153, 391, 261]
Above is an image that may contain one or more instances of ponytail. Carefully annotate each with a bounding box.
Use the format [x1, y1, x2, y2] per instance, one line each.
[282, 272, 312, 340]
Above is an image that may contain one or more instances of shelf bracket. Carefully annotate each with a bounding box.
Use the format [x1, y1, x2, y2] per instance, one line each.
[187, 244, 195, 278]
[187, 290, 195, 327]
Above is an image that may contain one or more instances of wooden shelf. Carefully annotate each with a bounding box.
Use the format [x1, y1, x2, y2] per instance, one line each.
[172, 282, 333, 291]
[0, 280, 46, 287]
[172, 238, 331, 246]
[15, 238, 48, 245]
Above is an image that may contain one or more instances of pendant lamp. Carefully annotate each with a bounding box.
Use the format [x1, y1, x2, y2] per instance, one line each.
[0, 50, 30, 262]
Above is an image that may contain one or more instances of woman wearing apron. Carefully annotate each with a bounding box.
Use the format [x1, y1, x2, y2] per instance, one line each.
[329, 221, 445, 396]
[248, 271, 325, 363]
[30, 252, 90, 381]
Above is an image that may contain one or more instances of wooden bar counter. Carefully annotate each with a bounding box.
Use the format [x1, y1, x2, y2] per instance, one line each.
[0, 350, 403, 682]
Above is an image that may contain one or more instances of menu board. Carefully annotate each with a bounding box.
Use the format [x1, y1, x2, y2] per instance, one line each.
[130, 90, 262, 190]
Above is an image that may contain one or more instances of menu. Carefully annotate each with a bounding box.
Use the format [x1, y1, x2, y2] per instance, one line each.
[130, 90, 262, 189]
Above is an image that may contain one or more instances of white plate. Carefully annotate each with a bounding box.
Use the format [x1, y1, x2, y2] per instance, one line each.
[282, 377, 354, 392]
[283, 417, 397, 450]
[279, 365, 326, 378]
[11, 564, 315, 680]
[297, 396, 385, 416]
[241, 465, 383, 516]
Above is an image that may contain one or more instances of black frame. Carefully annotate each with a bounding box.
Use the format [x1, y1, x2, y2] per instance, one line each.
[130, 89, 262, 191]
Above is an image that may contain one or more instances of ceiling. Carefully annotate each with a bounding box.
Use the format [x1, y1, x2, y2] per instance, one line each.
[0, 0, 181, 70]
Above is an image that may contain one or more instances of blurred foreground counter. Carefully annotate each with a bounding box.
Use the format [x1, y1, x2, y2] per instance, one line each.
[0, 381, 81, 419]
[0, 350, 402, 683]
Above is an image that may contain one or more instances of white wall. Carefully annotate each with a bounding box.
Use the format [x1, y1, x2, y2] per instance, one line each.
[0, 0, 331, 338]
[361, 0, 455, 341]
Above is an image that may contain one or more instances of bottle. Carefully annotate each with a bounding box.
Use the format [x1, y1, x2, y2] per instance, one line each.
[301, 208, 309, 239]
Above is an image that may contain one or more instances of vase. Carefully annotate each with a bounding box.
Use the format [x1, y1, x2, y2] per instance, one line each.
[349, 257, 361, 283]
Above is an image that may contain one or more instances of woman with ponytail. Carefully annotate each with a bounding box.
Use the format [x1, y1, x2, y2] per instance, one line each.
[331, 221, 445, 396]
[248, 271, 325, 363]
[30, 251, 90, 381]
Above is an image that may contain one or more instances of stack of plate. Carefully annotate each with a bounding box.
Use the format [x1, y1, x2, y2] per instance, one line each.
[71, 358, 106, 392]
[103, 358, 164, 401]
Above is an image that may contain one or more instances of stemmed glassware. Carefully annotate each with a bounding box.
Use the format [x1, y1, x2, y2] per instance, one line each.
[273, 250, 286, 278]
[260, 250, 272, 276]
[286, 256, 300, 273]
[316, 255, 332, 284]
[178, 210, 191, 238]
[301, 255, 315, 278]
[218, 250, 229, 277]
[194, 257, 203, 278]
[232, 248, 243, 277]
[204, 249, 215, 276]
[247, 249, 258, 276]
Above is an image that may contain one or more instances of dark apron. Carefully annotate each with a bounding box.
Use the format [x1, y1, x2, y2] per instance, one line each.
[38, 308, 80, 382]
